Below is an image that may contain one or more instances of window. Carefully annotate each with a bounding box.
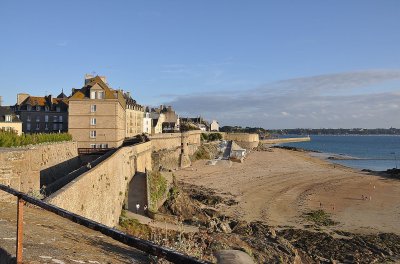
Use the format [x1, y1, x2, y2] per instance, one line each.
[27, 115, 31, 121]
[96, 144, 101, 148]
[53, 116, 57, 122]
[45, 123, 48, 130]
[97, 91, 104, 99]
[45, 106, 49, 111]
[5, 115, 12, 122]
[27, 105, 32, 111]
[45, 115, 48, 122]
[101, 144, 108, 148]
[90, 117, 96, 125]
[36, 106, 40, 111]
[56, 106, 60, 112]
[53, 123, 57, 130]
[36, 123, 40, 130]
[90, 130, 96, 138]
[90, 91, 96, 99]
[59, 116, 63, 122]
[90, 144, 96, 148]
[59, 123, 63, 130]
[91, 105, 97, 112]
[27, 123, 31, 131]
[36, 116, 40, 122]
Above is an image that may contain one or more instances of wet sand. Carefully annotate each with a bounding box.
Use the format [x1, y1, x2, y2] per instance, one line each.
[175, 148, 400, 234]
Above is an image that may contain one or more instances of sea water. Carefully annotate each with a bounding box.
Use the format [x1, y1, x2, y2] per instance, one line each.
[280, 135, 400, 171]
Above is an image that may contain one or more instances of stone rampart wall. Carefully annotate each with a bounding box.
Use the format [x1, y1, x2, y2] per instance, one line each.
[45, 141, 152, 227]
[224, 133, 259, 149]
[149, 131, 201, 152]
[0, 141, 78, 201]
[224, 133, 259, 142]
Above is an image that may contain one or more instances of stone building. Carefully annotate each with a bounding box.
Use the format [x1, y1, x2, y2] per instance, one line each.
[151, 112, 166, 135]
[151, 105, 180, 133]
[125, 92, 144, 138]
[14, 92, 69, 134]
[0, 106, 22, 135]
[68, 75, 144, 148]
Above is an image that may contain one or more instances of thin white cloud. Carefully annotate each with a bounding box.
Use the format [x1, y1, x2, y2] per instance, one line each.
[164, 70, 400, 128]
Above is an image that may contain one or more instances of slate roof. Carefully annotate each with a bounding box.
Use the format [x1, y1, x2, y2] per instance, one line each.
[70, 75, 126, 108]
[0, 106, 21, 122]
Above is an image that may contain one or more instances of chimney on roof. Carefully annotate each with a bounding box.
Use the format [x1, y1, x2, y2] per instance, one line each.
[17, 93, 30, 105]
[48, 94, 53, 107]
[167, 105, 172, 111]
[85, 74, 94, 85]
[126, 91, 130, 98]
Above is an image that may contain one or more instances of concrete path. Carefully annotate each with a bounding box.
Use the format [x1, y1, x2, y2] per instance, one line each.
[125, 211, 199, 233]
[127, 172, 148, 215]
[222, 140, 232, 160]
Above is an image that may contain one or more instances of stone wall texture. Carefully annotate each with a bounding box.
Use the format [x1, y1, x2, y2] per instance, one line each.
[149, 131, 201, 169]
[224, 133, 259, 149]
[0, 141, 78, 201]
[45, 141, 152, 227]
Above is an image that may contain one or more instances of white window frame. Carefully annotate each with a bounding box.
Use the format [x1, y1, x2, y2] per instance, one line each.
[5, 115, 12, 122]
[97, 91, 104, 99]
[27, 123, 31, 131]
[91, 105, 97, 112]
[59, 116, 63, 122]
[90, 117, 96, 125]
[45, 115, 49, 122]
[90, 144, 96, 148]
[90, 130, 96, 138]
[36, 123, 40, 130]
[90, 91, 96, 99]
[53, 115, 57, 122]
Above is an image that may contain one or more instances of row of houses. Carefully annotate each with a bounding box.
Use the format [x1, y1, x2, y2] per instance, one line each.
[0, 75, 220, 149]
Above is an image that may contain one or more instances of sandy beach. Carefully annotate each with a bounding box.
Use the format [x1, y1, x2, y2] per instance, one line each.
[175, 148, 400, 235]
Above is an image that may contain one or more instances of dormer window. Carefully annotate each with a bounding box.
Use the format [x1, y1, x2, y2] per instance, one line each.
[97, 91, 104, 99]
[90, 91, 96, 99]
[45, 106, 49, 111]
[36, 106, 40, 111]
[5, 115, 12, 122]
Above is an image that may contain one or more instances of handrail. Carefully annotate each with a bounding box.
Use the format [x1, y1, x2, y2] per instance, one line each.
[0, 184, 210, 264]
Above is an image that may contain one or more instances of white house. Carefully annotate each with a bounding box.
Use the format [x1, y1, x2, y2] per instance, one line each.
[210, 120, 219, 131]
[143, 112, 152, 134]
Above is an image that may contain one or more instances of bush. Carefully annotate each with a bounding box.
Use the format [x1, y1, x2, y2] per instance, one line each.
[0, 131, 72, 147]
[148, 171, 168, 211]
[208, 133, 222, 141]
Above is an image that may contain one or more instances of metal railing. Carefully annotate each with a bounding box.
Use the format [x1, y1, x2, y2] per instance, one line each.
[78, 148, 112, 155]
[0, 184, 210, 264]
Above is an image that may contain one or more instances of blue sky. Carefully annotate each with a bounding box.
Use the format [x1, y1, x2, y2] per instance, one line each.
[1, 0, 400, 128]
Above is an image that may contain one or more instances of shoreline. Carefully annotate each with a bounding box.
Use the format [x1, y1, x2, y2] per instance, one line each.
[175, 147, 400, 235]
[274, 145, 398, 172]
